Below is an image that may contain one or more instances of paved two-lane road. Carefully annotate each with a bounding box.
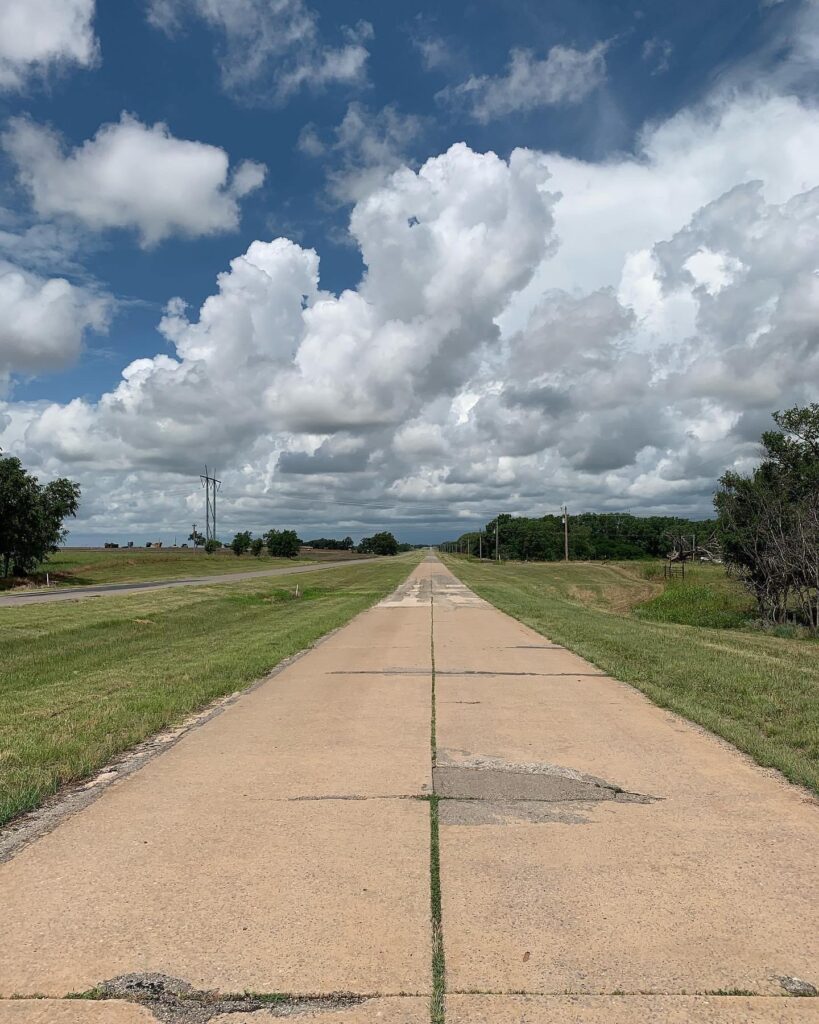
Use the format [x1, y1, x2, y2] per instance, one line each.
[0, 556, 382, 607]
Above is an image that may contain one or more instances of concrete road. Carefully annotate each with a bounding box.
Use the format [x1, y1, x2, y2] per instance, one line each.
[0, 557, 381, 607]
[0, 555, 817, 1022]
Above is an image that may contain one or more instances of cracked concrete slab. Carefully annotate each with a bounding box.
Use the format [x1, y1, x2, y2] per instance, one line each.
[0, 567, 439, 1000]
[0, 1004, 155, 1023]
[381, 571, 486, 611]
[441, 803, 819, 994]
[432, 559, 819, 997]
[432, 605, 592, 675]
[434, 639, 597, 675]
[0, 790, 432, 999]
[134, 669, 432, 800]
[0, 797, 429, 997]
[293, 608, 431, 674]
[446, 995, 819, 1023]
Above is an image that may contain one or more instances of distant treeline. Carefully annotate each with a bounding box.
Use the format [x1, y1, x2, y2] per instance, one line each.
[226, 530, 412, 557]
[445, 513, 716, 561]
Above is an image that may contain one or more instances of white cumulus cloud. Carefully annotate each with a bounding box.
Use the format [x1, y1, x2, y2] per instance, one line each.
[0, 0, 97, 90]
[2, 91, 818, 539]
[3, 114, 266, 247]
[0, 261, 110, 378]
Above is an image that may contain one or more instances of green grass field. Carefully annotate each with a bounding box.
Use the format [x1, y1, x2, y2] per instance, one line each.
[442, 556, 819, 794]
[635, 562, 757, 628]
[0, 555, 419, 826]
[0, 546, 374, 590]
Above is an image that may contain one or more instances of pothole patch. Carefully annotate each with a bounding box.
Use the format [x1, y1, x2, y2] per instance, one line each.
[778, 975, 818, 996]
[434, 750, 657, 807]
[78, 974, 368, 1023]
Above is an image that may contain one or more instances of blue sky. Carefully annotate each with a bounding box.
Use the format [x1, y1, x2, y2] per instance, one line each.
[2, 0, 784, 403]
[0, 0, 816, 543]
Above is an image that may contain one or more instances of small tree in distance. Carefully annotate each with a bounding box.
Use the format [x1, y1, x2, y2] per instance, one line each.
[250, 537, 264, 557]
[265, 528, 301, 558]
[359, 531, 399, 556]
[188, 527, 205, 548]
[230, 530, 253, 556]
[204, 538, 222, 554]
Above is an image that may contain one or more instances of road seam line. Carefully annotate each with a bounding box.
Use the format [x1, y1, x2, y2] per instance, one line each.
[430, 583, 446, 1024]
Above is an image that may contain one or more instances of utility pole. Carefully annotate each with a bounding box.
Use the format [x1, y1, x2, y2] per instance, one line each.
[479, 532, 482, 559]
[200, 466, 222, 542]
[495, 518, 499, 562]
[562, 505, 569, 562]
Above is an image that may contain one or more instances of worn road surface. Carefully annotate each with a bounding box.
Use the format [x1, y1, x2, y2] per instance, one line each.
[0, 557, 381, 607]
[0, 555, 817, 1022]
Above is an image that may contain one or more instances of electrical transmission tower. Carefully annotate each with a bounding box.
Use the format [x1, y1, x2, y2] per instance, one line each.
[200, 466, 221, 542]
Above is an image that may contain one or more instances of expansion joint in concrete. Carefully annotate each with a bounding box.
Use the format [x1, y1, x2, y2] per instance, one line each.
[429, 589, 446, 1024]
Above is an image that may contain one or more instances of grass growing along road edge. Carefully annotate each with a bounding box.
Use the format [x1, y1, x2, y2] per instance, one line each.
[442, 555, 819, 795]
[0, 555, 420, 827]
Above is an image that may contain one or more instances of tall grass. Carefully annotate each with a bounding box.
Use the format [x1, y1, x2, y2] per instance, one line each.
[635, 579, 753, 628]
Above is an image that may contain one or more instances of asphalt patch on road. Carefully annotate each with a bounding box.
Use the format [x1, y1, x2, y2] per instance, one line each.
[433, 765, 650, 803]
[80, 974, 369, 1022]
[433, 750, 657, 824]
[778, 975, 818, 996]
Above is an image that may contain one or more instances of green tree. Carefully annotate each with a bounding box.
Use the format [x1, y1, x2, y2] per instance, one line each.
[250, 537, 264, 557]
[716, 404, 819, 629]
[188, 528, 205, 548]
[230, 530, 253, 556]
[264, 528, 302, 557]
[359, 531, 399, 556]
[204, 538, 222, 554]
[0, 454, 80, 577]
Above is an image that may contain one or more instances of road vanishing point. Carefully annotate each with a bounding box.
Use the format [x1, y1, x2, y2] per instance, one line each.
[0, 554, 817, 1023]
